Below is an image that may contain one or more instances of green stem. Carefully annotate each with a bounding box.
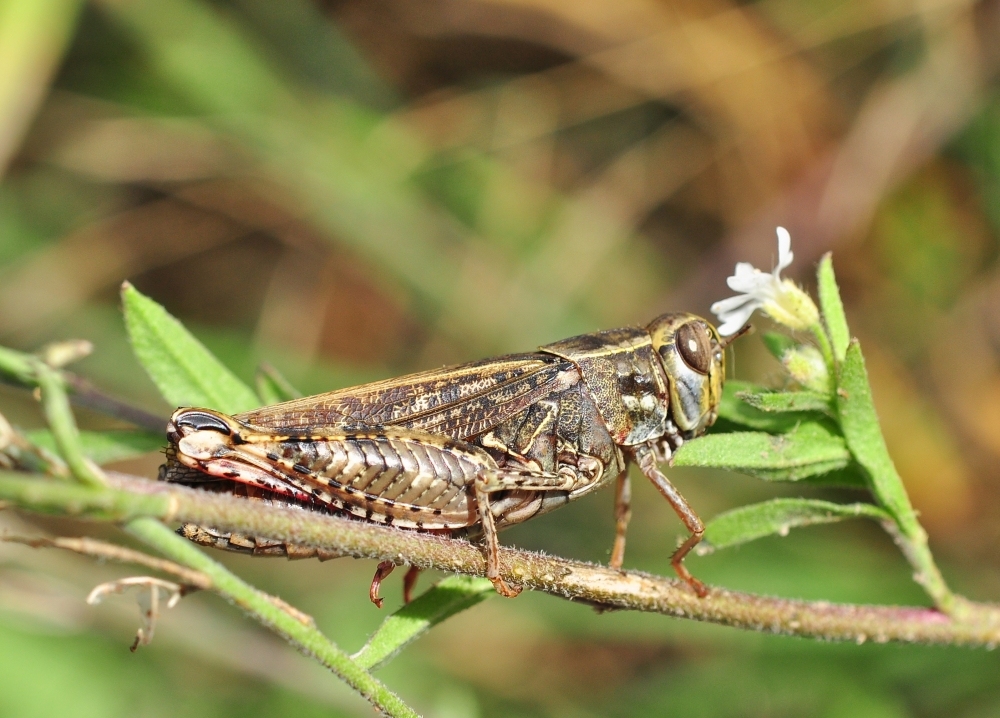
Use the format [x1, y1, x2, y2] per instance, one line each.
[124, 518, 418, 718]
[0, 473, 167, 520]
[32, 360, 106, 488]
[809, 323, 836, 388]
[834, 340, 956, 612]
[0, 345, 34, 384]
[882, 520, 964, 618]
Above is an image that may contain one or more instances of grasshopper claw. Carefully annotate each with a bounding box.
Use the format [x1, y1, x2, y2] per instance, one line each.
[490, 576, 523, 598]
[369, 561, 396, 608]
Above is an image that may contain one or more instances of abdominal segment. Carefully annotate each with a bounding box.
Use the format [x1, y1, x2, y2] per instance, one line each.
[181, 430, 490, 530]
[164, 477, 462, 559]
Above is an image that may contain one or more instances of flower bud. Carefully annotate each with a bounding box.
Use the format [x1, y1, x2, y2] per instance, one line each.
[782, 344, 829, 393]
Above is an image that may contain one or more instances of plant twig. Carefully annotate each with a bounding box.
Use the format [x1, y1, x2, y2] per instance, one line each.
[0, 346, 166, 433]
[2, 532, 212, 589]
[86, 575, 185, 651]
[62, 373, 167, 432]
[33, 359, 106, 488]
[124, 517, 416, 717]
[0, 409, 69, 477]
[2, 469, 998, 647]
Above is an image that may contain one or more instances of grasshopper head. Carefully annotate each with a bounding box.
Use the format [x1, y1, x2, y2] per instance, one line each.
[647, 313, 725, 436]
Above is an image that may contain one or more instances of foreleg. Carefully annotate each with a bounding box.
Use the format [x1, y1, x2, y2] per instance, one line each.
[632, 442, 707, 597]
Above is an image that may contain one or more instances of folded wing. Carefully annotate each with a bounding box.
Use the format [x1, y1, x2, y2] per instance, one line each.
[237, 353, 580, 442]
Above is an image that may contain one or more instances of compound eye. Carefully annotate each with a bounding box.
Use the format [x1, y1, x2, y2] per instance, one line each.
[675, 322, 713, 375]
[175, 410, 232, 435]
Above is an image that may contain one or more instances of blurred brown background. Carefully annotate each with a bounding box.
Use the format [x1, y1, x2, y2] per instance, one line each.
[1, 0, 1000, 715]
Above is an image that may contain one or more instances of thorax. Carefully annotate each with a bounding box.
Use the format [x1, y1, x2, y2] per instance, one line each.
[540, 327, 672, 446]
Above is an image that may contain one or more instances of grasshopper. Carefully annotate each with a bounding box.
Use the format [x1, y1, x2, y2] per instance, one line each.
[161, 313, 742, 603]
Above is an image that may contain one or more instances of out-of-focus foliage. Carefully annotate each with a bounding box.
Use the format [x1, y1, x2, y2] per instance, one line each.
[1, 0, 1000, 715]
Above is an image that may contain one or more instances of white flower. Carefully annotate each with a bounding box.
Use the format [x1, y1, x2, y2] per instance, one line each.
[711, 227, 819, 336]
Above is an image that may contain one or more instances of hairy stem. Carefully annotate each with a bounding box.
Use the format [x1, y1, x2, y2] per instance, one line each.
[2, 470, 998, 647]
[33, 360, 107, 488]
[881, 520, 964, 618]
[123, 518, 416, 718]
[809, 323, 836, 394]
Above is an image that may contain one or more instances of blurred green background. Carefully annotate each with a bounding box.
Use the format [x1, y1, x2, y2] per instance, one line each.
[2, 0, 1000, 715]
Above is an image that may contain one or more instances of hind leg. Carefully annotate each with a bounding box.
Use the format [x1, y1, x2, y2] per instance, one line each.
[369, 561, 396, 608]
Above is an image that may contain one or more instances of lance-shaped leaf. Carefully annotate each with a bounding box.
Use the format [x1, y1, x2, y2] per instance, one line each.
[717, 381, 802, 433]
[836, 341, 920, 533]
[817, 254, 850, 362]
[26, 429, 164, 465]
[702, 498, 890, 551]
[353, 576, 494, 671]
[737, 389, 832, 415]
[673, 420, 850, 481]
[122, 283, 259, 414]
[798, 465, 868, 489]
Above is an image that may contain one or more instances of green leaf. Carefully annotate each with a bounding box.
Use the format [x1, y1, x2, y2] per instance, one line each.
[761, 332, 796, 361]
[353, 575, 494, 671]
[817, 253, 850, 362]
[25, 429, 164, 465]
[122, 282, 259, 413]
[0, 0, 86, 175]
[737, 390, 832, 415]
[836, 341, 918, 531]
[717, 381, 802, 432]
[798, 464, 869, 489]
[255, 363, 302, 405]
[703, 498, 890, 551]
[674, 420, 850, 481]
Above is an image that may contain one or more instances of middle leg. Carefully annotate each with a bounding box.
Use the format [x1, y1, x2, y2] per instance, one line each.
[609, 470, 631, 570]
